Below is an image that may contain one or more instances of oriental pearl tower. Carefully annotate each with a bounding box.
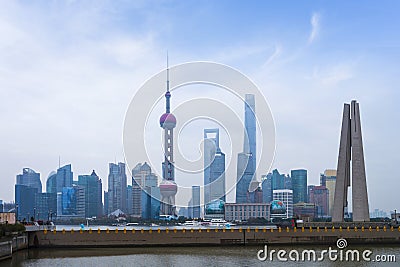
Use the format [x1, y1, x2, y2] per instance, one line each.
[159, 57, 178, 216]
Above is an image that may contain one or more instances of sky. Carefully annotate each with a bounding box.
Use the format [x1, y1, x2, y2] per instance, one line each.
[1, 1, 399, 213]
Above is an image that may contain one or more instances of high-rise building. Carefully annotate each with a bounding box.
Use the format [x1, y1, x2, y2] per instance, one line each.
[107, 162, 127, 214]
[126, 185, 133, 215]
[46, 172, 57, 193]
[272, 189, 293, 219]
[236, 94, 256, 203]
[103, 191, 109, 216]
[0, 200, 3, 213]
[16, 168, 42, 193]
[307, 185, 315, 203]
[247, 186, 263, 203]
[58, 186, 85, 218]
[34, 193, 57, 221]
[15, 184, 38, 221]
[46, 164, 73, 193]
[291, 169, 307, 204]
[132, 162, 160, 219]
[204, 129, 226, 205]
[284, 174, 292, 190]
[78, 170, 103, 218]
[191, 185, 201, 219]
[261, 174, 272, 203]
[271, 169, 285, 190]
[56, 165, 73, 193]
[309, 185, 329, 218]
[159, 60, 178, 216]
[320, 169, 336, 216]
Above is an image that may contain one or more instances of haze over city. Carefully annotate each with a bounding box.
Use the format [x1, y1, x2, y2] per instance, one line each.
[1, 0, 399, 214]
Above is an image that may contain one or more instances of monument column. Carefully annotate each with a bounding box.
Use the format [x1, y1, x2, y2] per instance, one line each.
[351, 100, 370, 222]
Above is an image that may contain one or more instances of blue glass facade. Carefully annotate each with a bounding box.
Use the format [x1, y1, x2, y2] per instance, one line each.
[204, 129, 226, 205]
[236, 94, 256, 203]
[291, 169, 307, 204]
[236, 153, 254, 203]
[261, 173, 272, 203]
[78, 170, 103, 218]
[192, 185, 201, 218]
[107, 162, 127, 214]
[56, 165, 73, 193]
[271, 169, 285, 190]
[15, 184, 38, 221]
[131, 162, 160, 219]
[61, 186, 85, 217]
[16, 168, 42, 193]
[34, 193, 57, 221]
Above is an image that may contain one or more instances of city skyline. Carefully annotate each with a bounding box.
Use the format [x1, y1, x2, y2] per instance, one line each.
[0, 1, 399, 213]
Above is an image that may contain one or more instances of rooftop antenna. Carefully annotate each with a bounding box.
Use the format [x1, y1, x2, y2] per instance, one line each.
[58, 155, 61, 169]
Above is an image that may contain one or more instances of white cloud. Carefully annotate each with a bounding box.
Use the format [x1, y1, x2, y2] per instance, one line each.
[308, 12, 321, 44]
[310, 63, 355, 86]
[262, 44, 282, 68]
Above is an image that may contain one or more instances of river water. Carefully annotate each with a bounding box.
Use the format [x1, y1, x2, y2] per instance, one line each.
[1, 245, 399, 267]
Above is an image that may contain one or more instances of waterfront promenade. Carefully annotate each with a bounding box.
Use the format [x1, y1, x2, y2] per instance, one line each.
[28, 226, 400, 248]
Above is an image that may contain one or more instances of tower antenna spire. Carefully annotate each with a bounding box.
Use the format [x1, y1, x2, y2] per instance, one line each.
[165, 52, 171, 113]
[167, 51, 169, 92]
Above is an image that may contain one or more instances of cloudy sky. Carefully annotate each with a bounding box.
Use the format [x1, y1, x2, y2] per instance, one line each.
[1, 1, 399, 213]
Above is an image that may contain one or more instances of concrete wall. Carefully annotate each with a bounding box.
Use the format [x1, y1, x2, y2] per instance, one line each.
[0, 234, 28, 261]
[0, 241, 12, 261]
[28, 227, 400, 248]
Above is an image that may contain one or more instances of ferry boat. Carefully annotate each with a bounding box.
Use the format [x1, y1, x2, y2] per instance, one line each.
[182, 220, 200, 227]
[209, 219, 228, 227]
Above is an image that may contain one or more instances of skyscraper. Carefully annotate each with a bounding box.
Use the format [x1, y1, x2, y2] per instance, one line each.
[107, 162, 127, 214]
[132, 162, 160, 219]
[103, 191, 109, 216]
[191, 185, 201, 219]
[59, 186, 85, 218]
[15, 184, 37, 221]
[261, 174, 272, 203]
[78, 170, 103, 218]
[16, 168, 42, 193]
[46, 164, 73, 194]
[126, 185, 133, 215]
[309, 185, 329, 218]
[34, 193, 57, 221]
[332, 100, 370, 222]
[204, 128, 226, 205]
[46, 172, 57, 194]
[271, 169, 285, 190]
[236, 94, 256, 203]
[244, 94, 256, 167]
[56, 164, 73, 193]
[320, 169, 336, 216]
[159, 59, 178, 216]
[291, 169, 307, 204]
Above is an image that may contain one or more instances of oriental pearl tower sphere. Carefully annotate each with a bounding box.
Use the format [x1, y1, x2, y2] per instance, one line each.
[159, 59, 178, 216]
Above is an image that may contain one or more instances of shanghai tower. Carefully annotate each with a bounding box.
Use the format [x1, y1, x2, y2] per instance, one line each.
[159, 58, 178, 216]
[236, 94, 256, 203]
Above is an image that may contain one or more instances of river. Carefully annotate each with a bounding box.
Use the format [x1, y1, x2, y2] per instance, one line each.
[0, 245, 399, 267]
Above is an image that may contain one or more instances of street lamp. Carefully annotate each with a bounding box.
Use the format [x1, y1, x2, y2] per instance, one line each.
[15, 204, 19, 223]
